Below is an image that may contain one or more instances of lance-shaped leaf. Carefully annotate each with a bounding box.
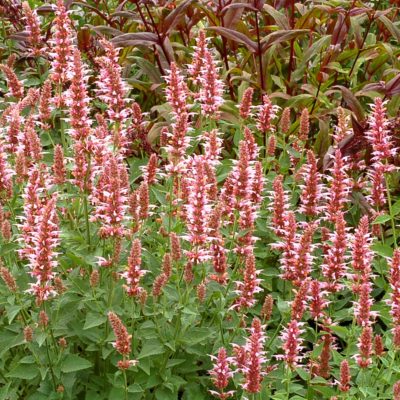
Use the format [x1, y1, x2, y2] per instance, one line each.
[162, 0, 195, 35]
[385, 73, 400, 96]
[111, 32, 159, 47]
[263, 4, 289, 30]
[207, 27, 258, 52]
[261, 29, 309, 52]
[332, 85, 364, 121]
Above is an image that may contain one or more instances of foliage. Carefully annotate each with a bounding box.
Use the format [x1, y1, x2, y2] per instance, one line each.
[0, 1, 399, 400]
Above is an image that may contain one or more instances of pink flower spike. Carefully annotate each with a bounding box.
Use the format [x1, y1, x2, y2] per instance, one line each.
[242, 318, 267, 394]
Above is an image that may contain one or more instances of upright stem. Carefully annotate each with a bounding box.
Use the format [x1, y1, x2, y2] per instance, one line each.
[254, 11, 265, 93]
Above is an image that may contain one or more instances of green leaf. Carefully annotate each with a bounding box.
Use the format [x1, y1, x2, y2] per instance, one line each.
[6, 364, 39, 379]
[138, 340, 165, 359]
[372, 214, 391, 224]
[372, 243, 393, 258]
[83, 313, 107, 330]
[61, 354, 93, 373]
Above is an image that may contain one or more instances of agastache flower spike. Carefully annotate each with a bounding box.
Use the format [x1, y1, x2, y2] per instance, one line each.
[188, 30, 207, 84]
[66, 48, 91, 140]
[290, 280, 309, 321]
[26, 194, 60, 304]
[0, 143, 14, 199]
[50, 0, 74, 84]
[22, 1, 43, 56]
[122, 239, 147, 297]
[366, 98, 395, 164]
[108, 312, 131, 356]
[233, 250, 262, 310]
[239, 87, 254, 119]
[338, 360, 351, 392]
[354, 281, 377, 327]
[256, 95, 279, 134]
[184, 156, 211, 262]
[165, 62, 188, 117]
[309, 280, 329, 320]
[199, 50, 224, 118]
[292, 222, 317, 285]
[299, 150, 324, 217]
[90, 154, 128, 239]
[326, 150, 352, 222]
[242, 318, 267, 393]
[270, 175, 289, 238]
[334, 107, 352, 145]
[351, 215, 373, 285]
[209, 348, 235, 399]
[322, 212, 348, 291]
[0, 64, 24, 98]
[356, 326, 373, 368]
[96, 39, 129, 125]
[299, 108, 310, 141]
[277, 320, 304, 368]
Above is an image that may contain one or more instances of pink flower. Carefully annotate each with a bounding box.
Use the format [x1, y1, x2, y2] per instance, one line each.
[322, 212, 348, 291]
[299, 150, 324, 217]
[290, 280, 309, 321]
[65, 49, 91, 140]
[338, 360, 351, 392]
[122, 239, 147, 297]
[90, 154, 128, 238]
[233, 251, 262, 310]
[366, 98, 395, 163]
[164, 112, 191, 174]
[239, 87, 254, 119]
[184, 156, 211, 262]
[309, 280, 329, 320]
[26, 194, 60, 303]
[351, 215, 373, 284]
[270, 175, 289, 238]
[50, 0, 74, 84]
[108, 312, 131, 356]
[0, 142, 14, 199]
[334, 107, 352, 145]
[0, 64, 24, 98]
[256, 95, 279, 134]
[188, 30, 208, 84]
[356, 326, 373, 368]
[209, 348, 235, 399]
[203, 130, 223, 166]
[354, 281, 377, 327]
[277, 320, 304, 368]
[96, 39, 129, 125]
[326, 150, 352, 221]
[165, 62, 188, 116]
[242, 318, 267, 393]
[198, 50, 224, 117]
[22, 1, 43, 56]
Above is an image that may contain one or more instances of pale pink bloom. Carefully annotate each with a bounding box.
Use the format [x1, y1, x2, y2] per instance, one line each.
[188, 30, 208, 85]
[65, 48, 91, 140]
[165, 62, 188, 116]
[242, 318, 267, 393]
[256, 95, 279, 133]
[366, 98, 395, 163]
[122, 239, 147, 297]
[50, 0, 74, 84]
[90, 153, 128, 238]
[326, 150, 352, 222]
[198, 50, 224, 117]
[96, 39, 130, 125]
[299, 150, 324, 217]
[276, 320, 304, 367]
[26, 194, 60, 303]
[209, 348, 235, 399]
[233, 251, 262, 310]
